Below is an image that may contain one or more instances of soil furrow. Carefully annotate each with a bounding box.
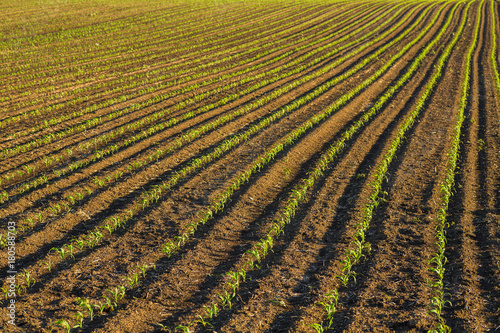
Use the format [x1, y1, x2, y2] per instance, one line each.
[214, 4, 458, 331]
[0, 1, 495, 332]
[0, 1, 400, 231]
[0, 3, 386, 175]
[61, 4, 458, 331]
[443, 1, 500, 330]
[323, 2, 477, 332]
[1, 3, 424, 326]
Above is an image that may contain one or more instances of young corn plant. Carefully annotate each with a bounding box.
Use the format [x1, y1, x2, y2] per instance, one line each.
[73, 311, 84, 329]
[175, 324, 192, 333]
[318, 290, 339, 329]
[19, 270, 36, 288]
[41, 260, 52, 272]
[218, 290, 233, 309]
[50, 247, 69, 261]
[107, 286, 126, 303]
[76, 297, 94, 321]
[204, 303, 219, 319]
[308, 323, 325, 333]
[50, 319, 72, 333]
[491, 0, 500, 104]
[195, 314, 212, 328]
[135, 264, 148, 277]
[97, 296, 117, 314]
[126, 273, 139, 288]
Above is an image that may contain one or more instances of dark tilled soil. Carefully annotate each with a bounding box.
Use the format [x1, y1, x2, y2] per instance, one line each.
[0, 1, 498, 332]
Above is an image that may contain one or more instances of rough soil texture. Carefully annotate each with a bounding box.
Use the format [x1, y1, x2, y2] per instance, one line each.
[0, 1, 498, 332]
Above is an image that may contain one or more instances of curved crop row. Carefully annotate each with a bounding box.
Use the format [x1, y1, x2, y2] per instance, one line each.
[308, 1, 471, 331]
[427, 1, 481, 332]
[46, 4, 437, 329]
[0, 1, 392, 219]
[1, 2, 363, 141]
[0, 1, 400, 225]
[490, 0, 500, 105]
[4, 1, 423, 303]
[0, 3, 387, 164]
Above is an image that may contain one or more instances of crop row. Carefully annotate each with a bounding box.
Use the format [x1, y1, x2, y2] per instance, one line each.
[427, 1, 480, 332]
[1, 2, 360, 139]
[0, 1, 389, 219]
[0, 1, 274, 81]
[490, 0, 500, 105]
[3, 0, 421, 307]
[0, 2, 397, 210]
[45, 3, 443, 330]
[0, 3, 311, 120]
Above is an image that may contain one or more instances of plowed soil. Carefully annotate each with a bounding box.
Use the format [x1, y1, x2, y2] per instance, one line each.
[1, 0, 499, 332]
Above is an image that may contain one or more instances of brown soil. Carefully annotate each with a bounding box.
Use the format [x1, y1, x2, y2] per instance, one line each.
[0, 1, 498, 333]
